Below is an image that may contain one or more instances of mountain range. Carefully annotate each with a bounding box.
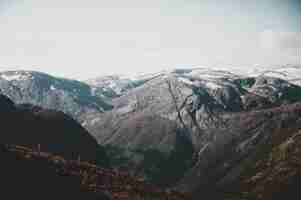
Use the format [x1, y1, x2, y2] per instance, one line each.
[1, 65, 301, 199]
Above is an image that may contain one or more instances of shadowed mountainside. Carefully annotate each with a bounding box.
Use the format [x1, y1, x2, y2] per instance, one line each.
[0, 93, 107, 163]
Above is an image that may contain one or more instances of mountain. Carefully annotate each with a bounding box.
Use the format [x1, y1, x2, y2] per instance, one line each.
[82, 67, 301, 191]
[84, 67, 301, 145]
[0, 70, 113, 121]
[0, 93, 108, 163]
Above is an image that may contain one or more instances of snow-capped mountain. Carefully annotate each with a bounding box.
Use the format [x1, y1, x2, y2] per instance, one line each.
[0, 70, 112, 121]
[244, 65, 301, 86]
[85, 66, 301, 142]
[85, 65, 301, 100]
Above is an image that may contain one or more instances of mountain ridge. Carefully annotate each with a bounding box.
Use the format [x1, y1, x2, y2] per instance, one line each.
[0, 70, 113, 122]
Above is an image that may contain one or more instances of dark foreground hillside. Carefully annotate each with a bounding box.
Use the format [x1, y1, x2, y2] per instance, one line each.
[0, 93, 107, 163]
[0, 145, 107, 200]
[0, 145, 190, 200]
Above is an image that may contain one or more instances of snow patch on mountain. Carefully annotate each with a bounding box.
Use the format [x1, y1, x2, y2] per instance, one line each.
[90, 117, 101, 126]
[50, 85, 56, 91]
[205, 82, 222, 90]
[240, 65, 301, 85]
[0, 73, 33, 81]
[178, 77, 194, 85]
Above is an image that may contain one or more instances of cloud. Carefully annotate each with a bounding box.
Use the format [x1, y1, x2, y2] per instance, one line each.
[260, 30, 301, 52]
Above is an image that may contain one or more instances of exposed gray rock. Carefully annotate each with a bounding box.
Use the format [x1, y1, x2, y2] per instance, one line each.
[0, 70, 113, 121]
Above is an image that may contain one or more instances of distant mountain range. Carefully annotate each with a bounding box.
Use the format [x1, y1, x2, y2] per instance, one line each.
[1, 66, 300, 122]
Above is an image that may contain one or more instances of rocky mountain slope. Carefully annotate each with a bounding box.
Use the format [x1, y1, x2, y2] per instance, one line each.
[223, 128, 301, 200]
[178, 102, 301, 198]
[0, 70, 112, 121]
[84, 67, 301, 148]
[82, 67, 301, 193]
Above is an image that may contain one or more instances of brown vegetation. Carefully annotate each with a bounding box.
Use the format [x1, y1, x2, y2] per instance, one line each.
[1, 144, 191, 200]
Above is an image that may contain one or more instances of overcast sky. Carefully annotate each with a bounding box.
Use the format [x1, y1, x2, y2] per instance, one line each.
[0, 0, 300, 79]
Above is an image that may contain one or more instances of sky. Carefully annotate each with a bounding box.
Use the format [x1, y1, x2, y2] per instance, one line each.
[0, 0, 300, 80]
